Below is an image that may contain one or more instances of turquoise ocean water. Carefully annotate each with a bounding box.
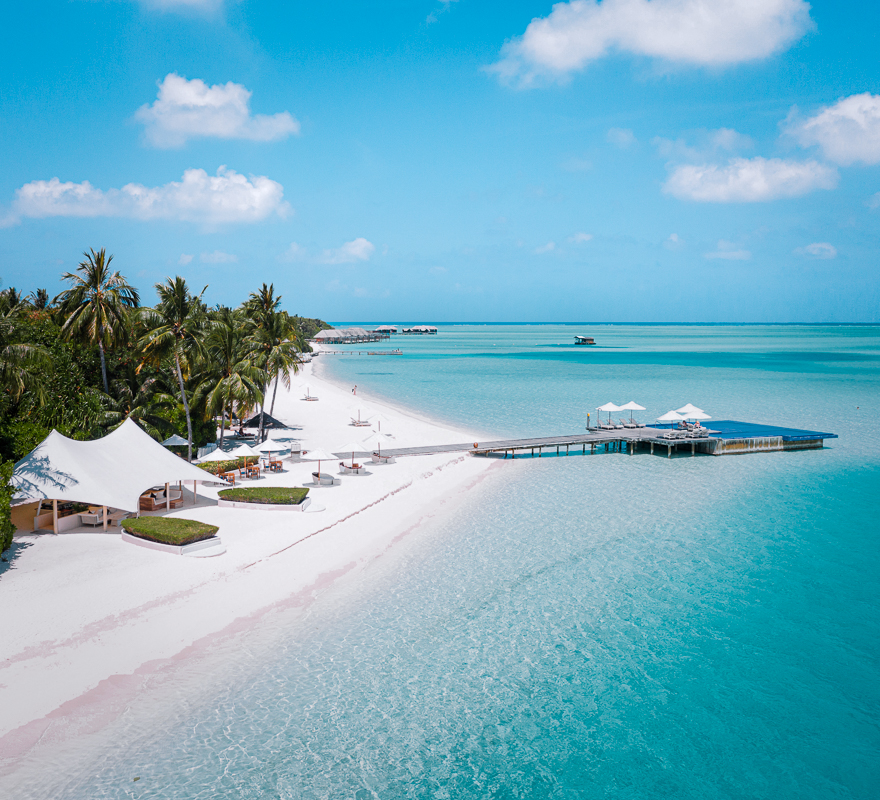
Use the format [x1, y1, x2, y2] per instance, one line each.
[15, 325, 880, 799]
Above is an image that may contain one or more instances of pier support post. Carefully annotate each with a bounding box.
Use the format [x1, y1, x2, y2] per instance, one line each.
[668, 445, 672, 459]
[650, 442, 654, 455]
[691, 442, 695, 456]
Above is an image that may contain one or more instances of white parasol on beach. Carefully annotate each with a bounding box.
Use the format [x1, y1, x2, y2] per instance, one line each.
[196, 448, 235, 463]
[676, 403, 705, 417]
[229, 443, 260, 458]
[336, 440, 367, 467]
[657, 410, 685, 429]
[301, 448, 336, 476]
[369, 412, 392, 433]
[161, 433, 188, 447]
[361, 432, 393, 455]
[618, 401, 646, 424]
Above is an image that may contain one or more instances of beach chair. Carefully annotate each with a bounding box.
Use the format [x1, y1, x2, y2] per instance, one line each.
[621, 418, 637, 429]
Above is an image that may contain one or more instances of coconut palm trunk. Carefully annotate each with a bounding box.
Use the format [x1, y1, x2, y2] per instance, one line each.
[257, 382, 267, 443]
[270, 373, 280, 418]
[97, 339, 109, 394]
[219, 401, 226, 447]
[174, 352, 194, 461]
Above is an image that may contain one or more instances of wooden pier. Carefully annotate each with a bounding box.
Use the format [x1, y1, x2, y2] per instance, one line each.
[331, 422, 836, 461]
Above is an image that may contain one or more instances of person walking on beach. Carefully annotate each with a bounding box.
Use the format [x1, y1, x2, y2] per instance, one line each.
[352, 385, 357, 395]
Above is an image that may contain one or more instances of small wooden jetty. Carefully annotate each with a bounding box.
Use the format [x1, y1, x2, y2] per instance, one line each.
[332, 422, 836, 461]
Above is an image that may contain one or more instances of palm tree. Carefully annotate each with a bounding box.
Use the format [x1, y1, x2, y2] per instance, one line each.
[0, 287, 24, 318]
[56, 248, 140, 394]
[138, 277, 207, 461]
[27, 288, 50, 310]
[0, 319, 51, 402]
[242, 285, 302, 442]
[102, 362, 177, 440]
[195, 308, 263, 447]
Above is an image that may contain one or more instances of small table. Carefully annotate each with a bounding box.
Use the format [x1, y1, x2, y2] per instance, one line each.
[245, 465, 261, 479]
[220, 470, 236, 485]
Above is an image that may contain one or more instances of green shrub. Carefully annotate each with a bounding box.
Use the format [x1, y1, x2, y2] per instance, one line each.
[0, 461, 14, 554]
[218, 487, 309, 505]
[122, 516, 218, 546]
[198, 456, 258, 475]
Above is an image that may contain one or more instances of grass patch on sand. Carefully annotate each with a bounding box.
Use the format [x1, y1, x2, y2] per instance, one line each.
[122, 517, 219, 546]
[218, 487, 309, 505]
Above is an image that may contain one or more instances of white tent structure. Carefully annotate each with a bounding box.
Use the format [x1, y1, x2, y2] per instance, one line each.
[161, 433, 188, 447]
[11, 419, 221, 531]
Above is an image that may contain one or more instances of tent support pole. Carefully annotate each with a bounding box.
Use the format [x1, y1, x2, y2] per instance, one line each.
[165, 482, 170, 511]
[103, 505, 108, 532]
[52, 499, 58, 534]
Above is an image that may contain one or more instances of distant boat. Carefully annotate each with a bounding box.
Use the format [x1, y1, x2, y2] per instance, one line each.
[574, 336, 595, 345]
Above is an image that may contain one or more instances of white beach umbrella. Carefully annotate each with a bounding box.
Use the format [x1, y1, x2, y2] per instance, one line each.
[301, 448, 337, 476]
[361, 432, 393, 455]
[618, 401, 646, 424]
[336, 440, 368, 467]
[369, 412, 392, 433]
[229, 443, 260, 458]
[349, 405, 373, 425]
[676, 403, 705, 417]
[596, 402, 621, 423]
[196, 448, 236, 463]
[254, 439, 289, 454]
[657, 410, 685, 429]
[161, 433, 188, 447]
[686, 410, 711, 421]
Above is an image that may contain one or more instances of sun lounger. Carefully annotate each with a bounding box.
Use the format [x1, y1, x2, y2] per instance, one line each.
[621, 418, 637, 429]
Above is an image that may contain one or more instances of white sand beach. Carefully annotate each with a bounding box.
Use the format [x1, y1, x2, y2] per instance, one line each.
[0, 354, 498, 769]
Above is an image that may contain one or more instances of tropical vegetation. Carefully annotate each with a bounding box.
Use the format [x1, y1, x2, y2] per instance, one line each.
[0, 252, 332, 551]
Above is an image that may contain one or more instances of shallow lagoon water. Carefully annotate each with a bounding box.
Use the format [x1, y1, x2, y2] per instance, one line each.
[15, 325, 880, 799]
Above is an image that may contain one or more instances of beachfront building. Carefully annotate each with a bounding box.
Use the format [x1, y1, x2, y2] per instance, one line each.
[373, 325, 398, 334]
[400, 325, 438, 334]
[10, 419, 216, 534]
[311, 327, 389, 344]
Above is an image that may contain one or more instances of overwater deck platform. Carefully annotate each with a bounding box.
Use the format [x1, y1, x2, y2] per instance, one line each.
[332, 421, 836, 461]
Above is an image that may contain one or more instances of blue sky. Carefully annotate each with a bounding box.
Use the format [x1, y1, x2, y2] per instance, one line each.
[1, 0, 879, 322]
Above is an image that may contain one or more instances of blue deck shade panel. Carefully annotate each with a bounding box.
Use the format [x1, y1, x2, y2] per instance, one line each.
[696, 420, 837, 442]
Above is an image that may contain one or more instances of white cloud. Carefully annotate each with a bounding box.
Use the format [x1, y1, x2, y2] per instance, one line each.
[664, 157, 837, 202]
[794, 242, 837, 259]
[10, 166, 289, 225]
[791, 93, 880, 166]
[135, 73, 300, 148]
[284, 238, 375, 264]
[178, 253, 193, 265]
[320, 238, 375, 264]
[489, 0, 813, 85]
[534, 241, 556, 254]
[607, 127, 636, 148]
[569, 232, 593, 243]
[200, 250, 238, 263]
[654, 127, 753, 160]
[664, 232, 683, 250]
[704, 240, 751, 260]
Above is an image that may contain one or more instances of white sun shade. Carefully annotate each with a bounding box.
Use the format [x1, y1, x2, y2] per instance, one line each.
[686, 411, 712, 420]
[12, 419, 223, 513]
[161, 433, 188, 447]
[596, 402, 621, 412]
[619, 401, 646, 411]
[657, 410, 685, 422]
[676, 403, 705, 416]
[300, 448, 337, 462]
[228, 443, 260, 457]
[336, 441, 368, 454]
[197, 448, 236, 463]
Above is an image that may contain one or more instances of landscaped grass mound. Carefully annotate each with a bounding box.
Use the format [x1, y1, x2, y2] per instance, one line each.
[198, 456, 258, 476]
[122, 517, 219, 546]
[218, 487, 310, 505]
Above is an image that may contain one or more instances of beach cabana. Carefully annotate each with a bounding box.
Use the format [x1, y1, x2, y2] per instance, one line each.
[11, 419, 221, 533]
[241, 411, 288, 431]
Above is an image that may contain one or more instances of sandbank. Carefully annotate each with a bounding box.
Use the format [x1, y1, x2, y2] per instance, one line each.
[0, 352, 498, 776]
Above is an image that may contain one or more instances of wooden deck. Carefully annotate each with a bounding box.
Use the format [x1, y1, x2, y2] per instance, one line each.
[332, 422, 835, 461]
[333, 428, 720, 460]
